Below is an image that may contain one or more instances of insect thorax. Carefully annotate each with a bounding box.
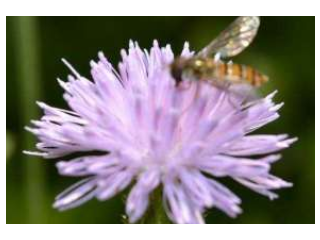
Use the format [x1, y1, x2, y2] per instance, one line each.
[171, 57, 216, 83]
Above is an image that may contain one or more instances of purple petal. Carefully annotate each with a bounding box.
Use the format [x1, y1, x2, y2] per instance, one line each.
[126, 169, 161, 223]
[53, 177, 97, 211]
[224, 135, 298, 156]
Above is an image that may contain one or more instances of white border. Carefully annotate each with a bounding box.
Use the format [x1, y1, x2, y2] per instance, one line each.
[3, 0, 317, 16]
[3, 1, 317, 240]
[4, 224, 317, 239]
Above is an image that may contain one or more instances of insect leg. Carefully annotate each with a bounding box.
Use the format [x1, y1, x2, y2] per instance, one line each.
[225, 83, 244, 110]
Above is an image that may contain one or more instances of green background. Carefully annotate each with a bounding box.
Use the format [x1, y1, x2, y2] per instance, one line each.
[6, 16, 315, 224]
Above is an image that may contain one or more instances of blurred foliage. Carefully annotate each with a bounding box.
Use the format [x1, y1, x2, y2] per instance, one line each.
[6, 16, 314, 224]
[6, 131, 15, 160]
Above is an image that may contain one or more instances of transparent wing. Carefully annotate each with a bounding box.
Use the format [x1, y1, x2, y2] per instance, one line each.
[197, 16, 260, 59]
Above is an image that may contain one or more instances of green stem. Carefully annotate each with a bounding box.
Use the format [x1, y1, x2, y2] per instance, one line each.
[12, 16, 46, 223]
[138, 187, 171, 224]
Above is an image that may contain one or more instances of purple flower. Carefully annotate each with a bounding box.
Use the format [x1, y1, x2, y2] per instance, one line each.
[25, 40, 296, 224]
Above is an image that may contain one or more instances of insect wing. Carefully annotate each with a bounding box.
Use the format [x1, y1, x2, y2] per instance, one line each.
[197, 16, 260, 59]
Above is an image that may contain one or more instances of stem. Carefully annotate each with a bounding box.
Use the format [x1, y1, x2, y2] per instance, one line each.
[12, 16, 46, 223]
[138, 187, 171, 224]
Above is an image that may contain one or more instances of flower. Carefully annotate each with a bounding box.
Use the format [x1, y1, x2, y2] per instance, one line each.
[25, 40, 296, 224]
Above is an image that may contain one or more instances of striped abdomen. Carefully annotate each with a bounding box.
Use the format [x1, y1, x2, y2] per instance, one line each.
[170, 57, 268, 87]
[211, 62, 269, 87]
[187, 58, 269, 87]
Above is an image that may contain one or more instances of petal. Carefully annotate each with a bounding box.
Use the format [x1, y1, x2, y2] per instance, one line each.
[180, 41, 194, 58]
[243, 91, 283, 132]
[234, 175, 293, 200]
[96, 170, 134, 200]
[224, 134, 298, 156]
[163, 178, 204, 224]
[56, 154, 119, 177]
[26, 103, 120, 158]
[125, 41, 148, 90]
[53, 177, 97, 211]
[179, 169, 214, 208]
[197, 155, 272, 178]
[126, 169, 161, 223]
[206, 179, 242, 217]
[179, 168, 242, 218]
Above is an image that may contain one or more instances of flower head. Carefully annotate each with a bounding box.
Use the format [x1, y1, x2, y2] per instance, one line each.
[25, 40, 296, 224]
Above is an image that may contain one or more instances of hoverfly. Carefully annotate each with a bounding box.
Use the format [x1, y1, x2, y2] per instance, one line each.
[170, 16, 268, 104]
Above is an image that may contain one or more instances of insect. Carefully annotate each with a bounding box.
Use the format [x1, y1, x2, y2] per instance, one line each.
[170, 16, 268, 103]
